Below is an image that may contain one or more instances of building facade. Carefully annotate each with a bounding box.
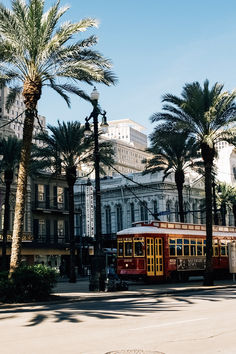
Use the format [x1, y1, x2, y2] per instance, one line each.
[74, 171, 206, 248]
[0, 86, 46, 146]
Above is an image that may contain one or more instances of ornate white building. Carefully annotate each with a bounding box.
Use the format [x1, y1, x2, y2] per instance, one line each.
[74, 171, 206, 241]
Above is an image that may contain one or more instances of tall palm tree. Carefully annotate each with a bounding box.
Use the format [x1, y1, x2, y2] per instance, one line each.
[0, 0, 116, 276]
[144, 126, 200, 222]
[151, 80, 236, 285]
[32, 120, 114, 282]
[0, 136, 21, 270]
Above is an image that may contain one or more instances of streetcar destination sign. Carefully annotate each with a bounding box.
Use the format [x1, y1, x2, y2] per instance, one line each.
[177, 257, 206, 271]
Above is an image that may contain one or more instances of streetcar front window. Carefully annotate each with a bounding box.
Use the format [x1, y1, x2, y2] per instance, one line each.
[124, 242, 133, 257]
[134, 241, 144, 257]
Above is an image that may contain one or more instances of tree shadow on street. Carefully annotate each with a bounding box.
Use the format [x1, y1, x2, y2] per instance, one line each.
[0, 287, 235, 327]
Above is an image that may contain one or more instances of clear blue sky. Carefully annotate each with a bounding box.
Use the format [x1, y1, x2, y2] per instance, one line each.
[2, 0, 236, 136]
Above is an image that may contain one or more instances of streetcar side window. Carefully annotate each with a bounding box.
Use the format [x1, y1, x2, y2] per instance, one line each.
[220, 240, 228, 256]
[184, 239, 190, 256]
[213, 239, 219, 257]
[118, 240, 123, 257]
[197, 239, 204, 256]
[177, 239, 183, 256]
[124, 242, 133, 257]
[190, 239, 196, 256]
[169, 239, 176, 256]
[134, 241, 144, 257]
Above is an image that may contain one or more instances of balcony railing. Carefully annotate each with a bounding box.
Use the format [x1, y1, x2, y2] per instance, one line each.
[33, 234, 69, 245]
[32, 201, 69, 212]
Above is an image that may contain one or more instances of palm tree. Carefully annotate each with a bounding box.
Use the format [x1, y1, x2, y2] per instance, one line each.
[144, 126, 200, 222]
[0, 136, 21, 270]
[151, 80, 236, 285]
[0, 0, 116, 276]
[32, 120, 114, 282]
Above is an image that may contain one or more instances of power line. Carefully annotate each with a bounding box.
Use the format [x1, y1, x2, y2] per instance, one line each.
[0, 110, 25, 129]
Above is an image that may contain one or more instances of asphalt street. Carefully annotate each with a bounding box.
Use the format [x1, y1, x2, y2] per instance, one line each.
[1, 284, 236, 354]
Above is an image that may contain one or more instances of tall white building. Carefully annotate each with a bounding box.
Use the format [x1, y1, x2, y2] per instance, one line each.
[0, 86, 46, 146]
[102, 119, 151, 176]
[103, 119, 147, 149]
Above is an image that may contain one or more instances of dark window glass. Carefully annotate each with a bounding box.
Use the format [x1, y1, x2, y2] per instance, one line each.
[118, 242, 123, 257]
[184, 245, 190, 255]
[125, 242, 132, 256]
[177, 245, 182, 256]
[134, 241, 144, 256]
[169, 244, 175, 256]
[191, 245, 196, 256]
[197, 246, 203, 256]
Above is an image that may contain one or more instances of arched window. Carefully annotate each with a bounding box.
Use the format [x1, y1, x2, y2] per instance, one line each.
[105, 206, 111, 234]
[166, 200, 172, 222]
[130, 202, 135, 225]
[193, 201, 198, 224]
[153, 200, 158, 219]
[140, 201, 148, 222]
[184, 202, 190, 223]
[116, 204, 123, 231]
[175, 201, 179, 222]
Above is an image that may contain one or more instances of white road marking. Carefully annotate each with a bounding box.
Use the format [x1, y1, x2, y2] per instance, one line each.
[129, 317, 208, 330]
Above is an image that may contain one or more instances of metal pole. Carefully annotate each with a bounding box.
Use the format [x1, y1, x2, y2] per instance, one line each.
[89, 101, 105, 291]
[93, 103, 102, 254]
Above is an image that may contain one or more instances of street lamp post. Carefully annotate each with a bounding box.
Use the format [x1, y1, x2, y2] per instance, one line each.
[84, 87, 108, 291]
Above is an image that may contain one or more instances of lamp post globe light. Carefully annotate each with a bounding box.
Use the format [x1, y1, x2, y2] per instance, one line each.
[84, 87, 109, 291]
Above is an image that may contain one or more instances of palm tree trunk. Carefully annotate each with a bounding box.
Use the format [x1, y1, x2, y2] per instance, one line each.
[175, 171, 185, 223]
[202, 155, 214, 285]
[2, 173, 12, 271]
[201, 142, 214, 286]
[66, 167, 77, 283]
[9, 109, 35, 277]
[220, 204, 227, 226]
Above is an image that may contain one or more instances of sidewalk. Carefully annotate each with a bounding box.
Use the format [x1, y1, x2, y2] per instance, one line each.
[52, 277, 236, 302]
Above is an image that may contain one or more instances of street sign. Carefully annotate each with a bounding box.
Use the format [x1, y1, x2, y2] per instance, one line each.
[85, 185, 94, 238]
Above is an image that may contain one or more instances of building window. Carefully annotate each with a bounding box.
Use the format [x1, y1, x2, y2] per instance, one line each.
[153, 200, 158, 219]
[175, 202, 179, 222]
[130, 202, 135, 224]
[140, 201, 148, 222]
[116, 204, 123, 231]
[38, 184, 44, 201]
[57, 220, 64, 242]
[166, 201, 172, 222]
[57, 187, 64, 208]
[75, 209, 82, 236]
[105, 206, 111, 234]
[38, 220, 45, 242]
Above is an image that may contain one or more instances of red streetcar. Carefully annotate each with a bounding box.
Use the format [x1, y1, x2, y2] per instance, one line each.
[117, 221, 236, 281]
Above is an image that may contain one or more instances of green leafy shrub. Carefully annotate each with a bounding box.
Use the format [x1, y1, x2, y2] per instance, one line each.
[0, 265, 58, 303]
